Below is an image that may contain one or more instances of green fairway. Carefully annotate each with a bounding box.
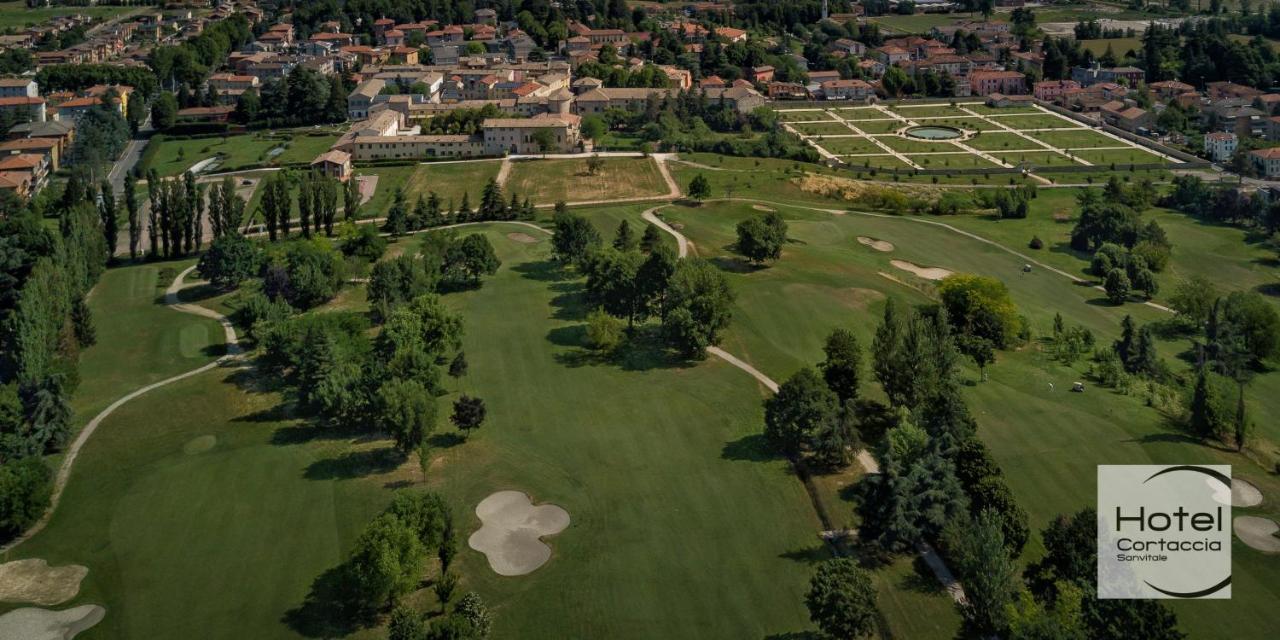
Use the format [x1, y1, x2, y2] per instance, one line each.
[0, 0, 137, 28]
[72, 259, 225, 427]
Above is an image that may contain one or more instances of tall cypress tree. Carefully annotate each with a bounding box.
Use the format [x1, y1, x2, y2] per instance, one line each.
[98, 180, 118, 262]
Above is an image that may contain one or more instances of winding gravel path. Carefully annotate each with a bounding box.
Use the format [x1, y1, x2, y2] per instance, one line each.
[1, 266, 242, 554]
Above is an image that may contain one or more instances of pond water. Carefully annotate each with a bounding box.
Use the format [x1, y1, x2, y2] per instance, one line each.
[904, 126, 963, 140]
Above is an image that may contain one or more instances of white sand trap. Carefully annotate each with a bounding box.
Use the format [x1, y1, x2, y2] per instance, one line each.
[0, 604, 104, 639]
[187, 157, 219, 174]
[506, 232, 539, 244]
[891, 259, 952, 281]
[1209, 478, 1263, 507]
[183, 435, 216, 455]
[1233, 516, 1280, 553]
[857, 236, 894, 252]
[752, 204, 776, 212]
[0, 560, 87, 606]
[468, 490, 569, 576]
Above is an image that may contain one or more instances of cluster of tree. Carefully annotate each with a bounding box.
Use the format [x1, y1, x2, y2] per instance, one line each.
[880, 66, 959, 99]
[1165, 175, 1280, 233]
[369, 231, 500, 318]
[1074, 20, 1134, 40]
[764, 328, 865, 469]
[67, 98, 132, 177]
[977, 184, 1036, 219]
[257, 171, 355, 242]
[803, 558, 878, 640]
[734, 211, 787, 264]
[554, 208, 733, 358]
[1048, 312, 1096, 366]
[696, 37, 807, 85]
[421, 104, 504, 136]
[936, 274, 1025, 367]
[1070, 182, 1171, 294]
[575, 60, 673, 88]
[144, 170, 207, 260]
[226, 67, 346, 129]
[0, 49, 32, 76]
[35, 64, 159, 101]
[856, 300, 1028, 566]
[1187, 289, 1279, 449]
[385, 180, 534, 239]
[148, 15, 254, 89]
[1090, 243, 1160, 303]
[0, 189, 107, 539]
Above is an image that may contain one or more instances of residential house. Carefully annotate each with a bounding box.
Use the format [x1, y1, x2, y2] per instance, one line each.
[1100, 101, 1151, 133]
[311, 149, 352, 180]
[0, 78, 38, 99]
[968, 70, 1026, 96]
[0, 96, 46, 123]
[1034, 79, 1080, 101]
[821, 79, 874, 101]
[1203, 131, 1238, 162]
[482, 112, 582, 155]
[0, 137, 59, 171]
[1250, 147, 1280, 177]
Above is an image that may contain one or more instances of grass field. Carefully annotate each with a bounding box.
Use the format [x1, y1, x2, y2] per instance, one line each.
[846, 119, 906, 134]
[506, 157, 668, 204]
[1071, 147, 1167, 165]
[820, 137, 889, 155]
[145, 131, 342, 177]
[1026, 128, 1124, 149]
[964, 132, 1037, 151]
[791, 121, 853, 136]
[876, 136, 963, 154]
[991, 150, 1081, 167]
[888, 104, 972, 119]
[400, 160, 503, 209]
[908, 153, 1001, 169]
[987, 113, 1086, 130]
[0, 0, 137, 28]
[1079, 36, 1143, 57]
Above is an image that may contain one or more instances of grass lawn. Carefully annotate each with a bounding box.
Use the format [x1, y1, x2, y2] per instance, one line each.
[775, 109, 828, 122]
[506, 157, 668, 204]
[834, 107, 886, 120]
[1071, 147, 1168, 166]
[848, 155, 915, 171]
[963, 104, 1041, 116]
[819, 137, 888, 155]
[866, 12, 978, 33]
[72, 259, 225, 428]
[964, 132, 1040, 151]
[916, 116, 1002, 132]
[888, 104, 972, 119]
[843, 119, 905, 134]
[992, 150, 1082, 167]
[0, 0, 137, 28]
[1079, 36, 1143, 57]
[876, 136, 964, 154]
[1026, 128, 1126, 149]
[145, 131, 341, 177]
[400, 160, 503, 209]
[792, 121, 854, 136]
[908, 153, 1001, 169]
[987, 113, 1087, 130]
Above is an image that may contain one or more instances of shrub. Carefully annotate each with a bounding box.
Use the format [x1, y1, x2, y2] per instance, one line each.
[586, 307, 625, 352]
[1028, 235, 1043, 250]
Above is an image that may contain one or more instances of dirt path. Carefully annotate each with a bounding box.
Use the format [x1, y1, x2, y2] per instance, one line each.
[0, 266, 242, 555]
[494, 157, 513, 188]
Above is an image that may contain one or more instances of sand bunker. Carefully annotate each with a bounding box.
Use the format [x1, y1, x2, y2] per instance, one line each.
[857, 236, 894, 252]
[468, 490, 569, 576]
[506, 232, 539, 244]
[183, 435, 216, 455]
[1233, 516, 1280, 553]
[891, 260, 952, 281]
[0, 604, 104, 640]
[752, 204, 776, 212]
[1210, 478, 1263, 508]
[0, 560, 87, 606]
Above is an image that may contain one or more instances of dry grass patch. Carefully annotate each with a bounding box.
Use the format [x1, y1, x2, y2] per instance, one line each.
[507, 157, 668, 204]
[0, 560, 87, 606]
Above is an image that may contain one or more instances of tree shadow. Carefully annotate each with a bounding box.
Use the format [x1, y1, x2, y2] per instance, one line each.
[902, 555, 948, 595]
[549, 290, 588, 322]
[1255, 282, 1280, 298]
[710, 255, 760, 274]
[426, 432, 465, 449]
[176, 282, 225, 303]
[779, 544, 830, 564]
[512, 259, 571, 283]
[614, 330, 692, 372]
[304, 446, 404, 480]
[282, 564, 377, 638]
[762, 633, 821, 640]
[721, 433, 781, 463]
[547, 324, 588, 349]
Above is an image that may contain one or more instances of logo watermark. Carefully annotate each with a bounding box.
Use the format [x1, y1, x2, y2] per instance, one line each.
[1097, 465, 1232, 599]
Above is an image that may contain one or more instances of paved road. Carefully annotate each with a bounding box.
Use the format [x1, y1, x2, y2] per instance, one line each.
[108, 117, 152, 198]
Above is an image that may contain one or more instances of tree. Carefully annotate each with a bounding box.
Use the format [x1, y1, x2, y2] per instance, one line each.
[937, 274, 1022, 348]
[958, 335, 995, 381]
[451, 395, 486, 439]
[376, 378, 438, 454]
[232, 87, 260, 124]
[663, 258, 734, 357]
[151, 92, 178, 130]
[551, 209, 601, 268]
[943, 510, 1021, 635]
[805, 558, 878, 640]
[385, 188, 409, 236]
[456, 593, 492, 638]
[197, 234, 259, 290]
[687, 174, 711, 201]
[820, 329, 862, 403]
[98, 181, 118, 261]
[764, 367, 838, 455]
[586, 307, 625, 351]
[531, 128, 557, 156]
[1169, 275, 1217, 328]
[735, 212, 786, 264]
[581, 115, 606, 141]
[443, 234, 501, 285]
[448, 352, 468, 378]
[124, 175, 140, 259]
[0, 457, 53, 536]
[586, 153, 605, 176]
[344, 176, 362, 221]
[612, 219, 637, 251]
[346, 513, 426, 609]
[640, 224, 662, 253]
[1104, 268, 1130, 305]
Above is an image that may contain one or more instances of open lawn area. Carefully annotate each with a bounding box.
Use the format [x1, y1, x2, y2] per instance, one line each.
[1025, 128, 1125, 149]
[145, 131, 342, 177]
[1071, 147, 1168, 166]
[908, 153, 1001, 169]
[847, 155, 915, 171]
[791, 121, 854, 136]
[401, 160, 504, 209]
[964, 132, 1039, 151]
[776, 109, 827, 122]
[887, 104, 972, 119]
[987, 113, 1086, 130]
[1079, 36, 1143, 56]
[843, 119, 905, 134]
[506, 157, 668, 204]
[991, 150, 1081, 167]
[819, 137, 889, 155]
[876, 136, 964, 154]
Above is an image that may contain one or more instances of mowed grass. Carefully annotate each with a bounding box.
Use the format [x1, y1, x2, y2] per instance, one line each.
[1026, 128, 1126, 149]
[792, 121, 852, 136]
[988, 113, 1086, 130]
[506, 157, 668, 204]
[776, 109, 827, 122]
[909, 153, 1001, 169]
[1072, 147, 1167, 166]
[876, 136, 963, 154]
[72, 259, 225, 427]
[888, 104, 971, 119]
[146, 131, 341, 177]
[401, 160, 503, 208]
[964, 132, 1039, 151]
[661, 198, 1280, 640]
[421, 225, 823, 638]
[843, 119, 905, 134]
[819, 136, 887, 155]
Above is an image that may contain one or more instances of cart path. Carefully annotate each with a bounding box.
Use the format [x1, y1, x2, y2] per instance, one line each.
[1, 266, 242, 555]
